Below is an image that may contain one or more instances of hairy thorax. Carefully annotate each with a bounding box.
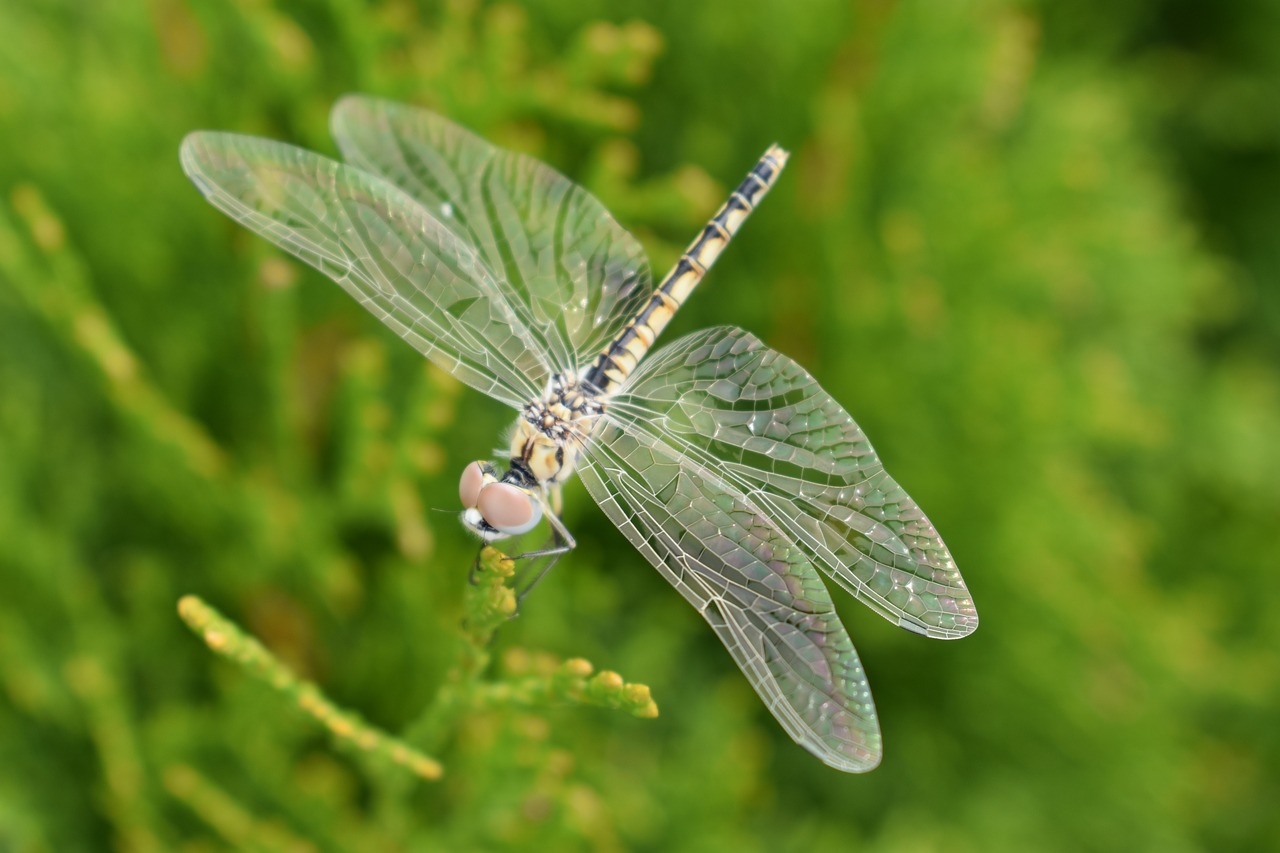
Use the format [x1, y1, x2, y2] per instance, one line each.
[510, 374, 604, 487]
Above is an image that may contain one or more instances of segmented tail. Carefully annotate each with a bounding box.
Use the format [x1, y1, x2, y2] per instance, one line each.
[584, 144, 789, 394]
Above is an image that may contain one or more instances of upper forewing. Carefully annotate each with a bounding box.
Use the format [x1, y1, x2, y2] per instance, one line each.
[609, 326, 978, 639]
[180, 131, 548, 408]
[331, 95, 653, 374]
[578, 409, 883, 772]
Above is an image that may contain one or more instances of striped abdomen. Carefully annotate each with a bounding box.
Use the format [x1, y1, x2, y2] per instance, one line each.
[583, 144, 789, 394]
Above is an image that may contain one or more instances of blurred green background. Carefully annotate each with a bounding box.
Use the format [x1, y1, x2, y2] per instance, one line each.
[2, 0, 1278, 850]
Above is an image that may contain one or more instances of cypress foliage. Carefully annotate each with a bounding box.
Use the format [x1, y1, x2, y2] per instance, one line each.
[0, 1, 1276, 849]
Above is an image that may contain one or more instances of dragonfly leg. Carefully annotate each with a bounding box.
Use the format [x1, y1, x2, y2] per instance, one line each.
[510, 505, 576, 608]
[466, 543, 486, 585]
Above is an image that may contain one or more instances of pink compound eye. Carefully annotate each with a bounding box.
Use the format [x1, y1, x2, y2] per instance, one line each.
[477, 482, 543, 535]
[459, 461, 486, 508]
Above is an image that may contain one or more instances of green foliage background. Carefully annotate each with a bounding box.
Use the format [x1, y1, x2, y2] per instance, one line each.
[2, 0, 1277, 849]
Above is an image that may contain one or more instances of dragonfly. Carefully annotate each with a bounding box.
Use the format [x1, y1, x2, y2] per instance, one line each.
[180, 95, 978, 773]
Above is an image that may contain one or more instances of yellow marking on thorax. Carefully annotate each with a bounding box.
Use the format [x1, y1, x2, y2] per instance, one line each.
[509, 384, 602, 487]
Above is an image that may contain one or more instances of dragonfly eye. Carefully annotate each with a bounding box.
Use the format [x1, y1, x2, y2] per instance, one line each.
[477, 483, 542, 535]
[459, 461, 486, 508]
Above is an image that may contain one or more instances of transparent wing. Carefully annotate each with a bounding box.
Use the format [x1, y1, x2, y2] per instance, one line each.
[180, 131, 550, 408]
[578, 410, 883, 773]
[330, 95, 654, 374]
[608, 326, 978, 639]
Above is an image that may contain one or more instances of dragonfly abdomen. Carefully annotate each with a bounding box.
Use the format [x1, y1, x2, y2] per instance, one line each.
[584, 144, 789, 394]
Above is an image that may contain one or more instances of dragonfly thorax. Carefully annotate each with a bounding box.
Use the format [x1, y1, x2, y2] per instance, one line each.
[512, 373, 603, 487]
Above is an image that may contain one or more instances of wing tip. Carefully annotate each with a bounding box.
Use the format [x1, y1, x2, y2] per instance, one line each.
[946, 605, 980, 638]
[178, 131, 224, 193]
[815, 744, 883, 774]
[902, 608, 979, 640]
[178, 131, 207, 171]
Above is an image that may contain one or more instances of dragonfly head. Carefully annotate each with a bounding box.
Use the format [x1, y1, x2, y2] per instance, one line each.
[459, 460, 543, 541]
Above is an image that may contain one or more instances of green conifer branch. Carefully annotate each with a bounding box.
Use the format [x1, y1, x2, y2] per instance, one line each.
[163, 764, 319, 853]
[400, 546, 517, 751]
[2, 186, 228, 482]
[177, 596, 444, 781]
[406, 547, 659, 751]
[179, 548, 657, 782]
[473, 656, 660, 719]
